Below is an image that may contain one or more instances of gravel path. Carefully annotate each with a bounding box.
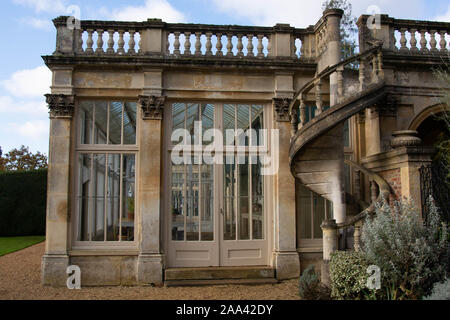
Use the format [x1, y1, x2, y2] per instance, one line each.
[0, 242, 300, 300]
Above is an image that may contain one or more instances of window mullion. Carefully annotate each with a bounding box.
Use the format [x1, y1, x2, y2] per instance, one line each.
[119, 154, 123, 242]
[88, 153, 94, 241]
[104, 153, 108, 241]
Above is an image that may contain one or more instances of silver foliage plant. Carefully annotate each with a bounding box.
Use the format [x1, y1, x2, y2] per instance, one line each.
[361, 197, 448, 299]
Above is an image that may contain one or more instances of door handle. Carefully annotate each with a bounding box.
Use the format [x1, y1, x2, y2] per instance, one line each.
[220, 208, 224, 216]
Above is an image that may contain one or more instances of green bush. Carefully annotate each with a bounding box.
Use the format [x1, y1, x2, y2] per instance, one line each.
[299, 265, 331, 300]
[361, 199, 448, 300]
[0, 169, 47, 236]
[329, 251, 370, 300]
[423, 278, 450, 300]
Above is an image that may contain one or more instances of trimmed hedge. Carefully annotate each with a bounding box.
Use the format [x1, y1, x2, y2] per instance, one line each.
[0, 169, 47, 236]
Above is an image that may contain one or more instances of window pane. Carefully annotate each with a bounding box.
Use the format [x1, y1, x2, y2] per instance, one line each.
[224, 158, 236, 241]
[94, 102, 108, 144]
[313, 193, 325, 239]
[92, 154, 106, 241]
[186, 156, 199, 241]
[238, 157, 249, 240]
[223, 104, 235, 145]
[172, 103, 186, 131]
[201, 104, 214, 145]
[186, 103, 199, 146]
[106, 154, 120, 241]
[122, 154, 135, 241]
[123, 102, 137, 145]
[79, 102, 93, 144]
[109, 102, 122, 145]
[201, 163, 214, 241]
[297, 183, 312, 239]
[251, 105, 264, 146]
[237, 105, 250, 146]
[172, 164, 185, 241]
[77, 154, 92, 241]
[252, 158, 264, 240]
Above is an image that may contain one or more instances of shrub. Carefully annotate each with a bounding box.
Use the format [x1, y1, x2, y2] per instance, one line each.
[299, 265, 331, 300]
[361, 199, 448, 300]
[423, 278, 450, 300]
[0, 169, 47, 236]
[329, 251, 370, 300]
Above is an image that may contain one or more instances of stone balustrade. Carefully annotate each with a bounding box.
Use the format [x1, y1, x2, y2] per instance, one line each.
[358, 15, 450, 54]
[290, 45, 384, 136]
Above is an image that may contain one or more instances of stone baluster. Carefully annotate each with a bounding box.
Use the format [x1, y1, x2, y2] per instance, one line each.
[391, 27, 398, 51]
[370, 180, 378, 203]
[321, 219, 338, 287]
[128, 30, 136, 54]
[237, 34, 244, 57]
[118, 30, 125, 54]
[226, 33, 233, 57]
[215, 33, 223, 57]
[315, 79, 323, 115]
[106, 30, 115, 54]
[166, 33, 170, 54]
[359, 58, 366, 91]
[291, 112, 298, 137]
[173, 31, 181, 55]
[353, 221, 362, 252]
[247, 34, 254, 57]
[77, 30, 84, 54]
[138, 33, 142, 54]
[354, 170, 361, 201]
[195, 32, 202, 56]
[419, 29, 428, 52]
[439, 31, 448, 52]
[399, 28, 408, 51]
[267, 35, 272, 57]
[85, 29, 94, 54]
[300, 36, 305, 59]
[430, 30, 438, 52]
[257, 34, 264, 58]
[205, 32, 213, 56]
[377, 50, 384, 80]
[299, 95, 306, 129]
[336, 66, 344, 103]
[184, 32, 192, 56]
[95, 29, 104, 54]
[409, 28, 418, 52]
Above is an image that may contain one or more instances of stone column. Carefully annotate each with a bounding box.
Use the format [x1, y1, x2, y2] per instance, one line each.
[136, 95, 166, 285]
[321, 219, 338, 287]
[272, 98, 300, 280]
[365, 107, 381, 156]
[41, 94, 75, 286]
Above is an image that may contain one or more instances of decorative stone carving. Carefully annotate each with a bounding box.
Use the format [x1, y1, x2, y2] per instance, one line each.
[375, 95, 397, 117]
[45, 94, 75, 119]
[139, 95, 167, 120]
[273, 98, 292, 122]
[390, 130, 422, 149]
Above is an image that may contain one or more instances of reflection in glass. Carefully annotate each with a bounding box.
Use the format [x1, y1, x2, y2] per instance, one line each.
[94, 102, 108, 144]
[298, 183, 312, 239]
[224, 159, 236, 240]
[251, 105, 264, 146]
[201, 164, 214, 241]
[77, 154, 92, 241]
[106, 154, 120, 241]
[252, 158, 264, 240]
[223, 104, 235, 145]
[186, 157, 199, 241]
[122, 154, 135, 241]
[123, 102, 137, 145]
[92, 154, 106, 241]
[79, 102, 93, 145]
[171, 164, 185, 241]
[109, 102, 122, 145]
[238, 157, 249, 240]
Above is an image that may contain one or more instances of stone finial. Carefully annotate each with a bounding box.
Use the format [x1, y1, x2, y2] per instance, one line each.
[390, 130, 422, 149]
[139, 95, 167, 120]
[273, 98, 292, 122]
[45, 94, 75, 119]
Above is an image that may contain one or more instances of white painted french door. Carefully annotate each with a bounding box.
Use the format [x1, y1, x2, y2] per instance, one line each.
[166, 102, 268, 268]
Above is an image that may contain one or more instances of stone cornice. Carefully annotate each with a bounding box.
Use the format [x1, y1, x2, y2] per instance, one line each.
[45, 94, 75, 119]
[139, 95, 166, 120]
[273, 98, 292, 122]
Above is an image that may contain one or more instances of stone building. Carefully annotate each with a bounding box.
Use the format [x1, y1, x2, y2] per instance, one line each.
[41, 9, 449, 286]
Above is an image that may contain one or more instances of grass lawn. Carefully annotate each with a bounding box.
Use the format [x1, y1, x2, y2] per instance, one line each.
[0, 236, 45, 257]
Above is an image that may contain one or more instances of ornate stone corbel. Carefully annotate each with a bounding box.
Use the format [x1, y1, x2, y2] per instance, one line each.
[273, 98, 292, 122]
[139, 95, 167, 120]
[45, 94, 75, 119]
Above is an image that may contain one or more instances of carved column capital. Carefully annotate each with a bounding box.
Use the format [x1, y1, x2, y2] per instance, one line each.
[273, 98, 292, 122]
[45, 94, 75, 119]
[139, 95, 167, 120]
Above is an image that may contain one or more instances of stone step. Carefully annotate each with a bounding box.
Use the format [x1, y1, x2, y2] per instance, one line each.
[165, 278, 279, 287]
[165, 266, 275, 281]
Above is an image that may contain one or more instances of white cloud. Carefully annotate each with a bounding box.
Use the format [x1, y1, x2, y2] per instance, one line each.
[211, 0, 322, 27]
[434, 5, 450, 22]
[103, 0, 186, 22]
[0, 96, 47, 115]
[13, 0, 67, 13]
[8, 120, 49, 140]
[1, 66, 51, 98]
[20, 17, 53, 30]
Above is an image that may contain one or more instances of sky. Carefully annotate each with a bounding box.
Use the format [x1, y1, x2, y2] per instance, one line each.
[0, 0, 449, 155]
